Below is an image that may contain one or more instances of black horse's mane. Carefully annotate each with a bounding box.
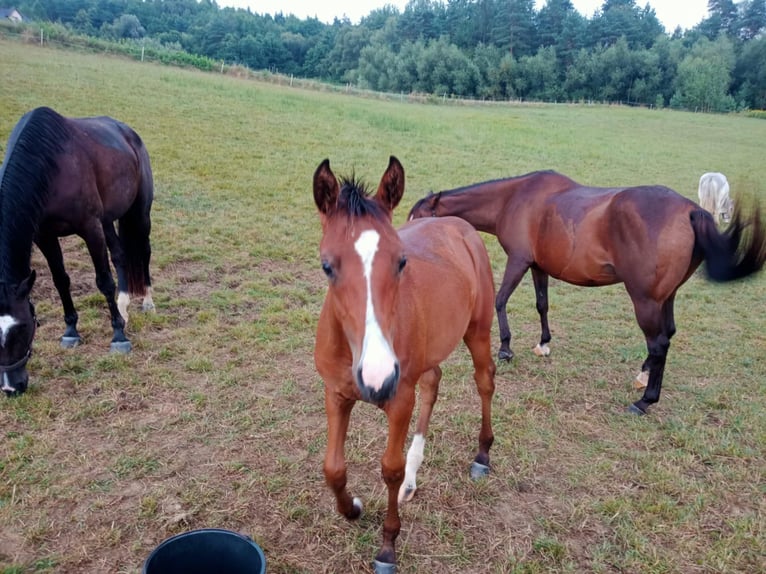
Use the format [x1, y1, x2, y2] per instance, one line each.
[0, 107, 70, 281]
[338, 175, 386, 220]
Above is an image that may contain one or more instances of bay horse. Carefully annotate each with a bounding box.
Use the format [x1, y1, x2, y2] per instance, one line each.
[313, 157, 497, 573]
[408, 170, 766, 415]
[0, 106, 154, 395]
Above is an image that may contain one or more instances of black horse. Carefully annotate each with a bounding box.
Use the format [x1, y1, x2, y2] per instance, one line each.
[0, 106, 155, 395]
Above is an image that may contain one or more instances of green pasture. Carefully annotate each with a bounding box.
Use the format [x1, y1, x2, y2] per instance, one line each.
[0, 39, 764, 573]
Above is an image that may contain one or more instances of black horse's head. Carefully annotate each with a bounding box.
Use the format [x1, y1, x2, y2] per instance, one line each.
[0, 272, 37, 396]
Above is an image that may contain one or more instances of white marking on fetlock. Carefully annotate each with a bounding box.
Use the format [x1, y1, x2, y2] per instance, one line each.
[533, 343, 550, 357]
[634, 370, 649, 390]
[398, 433, 425, 503]
[117, 292, 130, 324]
[142, 287, 155, 312]
[0, 315, 19, 348]
[2, 373, 15, 392]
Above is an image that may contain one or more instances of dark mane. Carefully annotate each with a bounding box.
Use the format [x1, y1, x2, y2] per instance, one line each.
[337, 175, 386, 219]
[441, 170, 563, 196]
[0, 106, 70, 281]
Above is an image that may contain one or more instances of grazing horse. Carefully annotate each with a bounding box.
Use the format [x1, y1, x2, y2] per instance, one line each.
[0, 106, 154, 395]
[698, 172, 733, 224]
[408, 170, 766, 415]
[314, 157, 497, 572]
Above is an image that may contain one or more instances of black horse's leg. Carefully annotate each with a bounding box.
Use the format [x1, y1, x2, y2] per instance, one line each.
[35, 232, 81, 347]
[530, 267, 551, 356]
[495, 258, 530, 361]
[630, 298, 671, 415]
[101, 219, 130, 323]
[80, 223, 130, 353]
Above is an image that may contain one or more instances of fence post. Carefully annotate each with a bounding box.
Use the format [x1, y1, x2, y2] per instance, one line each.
[141, 46, 145, 62]
[221, 60, 224, 73]
[40, 28, 43, 46]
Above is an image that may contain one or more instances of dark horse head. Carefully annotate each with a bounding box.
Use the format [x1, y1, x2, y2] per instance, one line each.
[0, 107, 67, 395]
[0, 275, 37, 395]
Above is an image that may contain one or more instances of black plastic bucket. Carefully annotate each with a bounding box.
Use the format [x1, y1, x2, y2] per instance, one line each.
[143, 528, 266, 574]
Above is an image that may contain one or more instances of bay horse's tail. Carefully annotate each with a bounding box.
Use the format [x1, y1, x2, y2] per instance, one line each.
[691, 203, 766, 282]
[119, 136, 154, 297]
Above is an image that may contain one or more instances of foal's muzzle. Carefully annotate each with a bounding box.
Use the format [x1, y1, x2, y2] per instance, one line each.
[356, 362, 400, 405]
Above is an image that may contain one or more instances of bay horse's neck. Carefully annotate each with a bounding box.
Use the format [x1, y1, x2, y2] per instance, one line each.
[438, 179, 519, 233]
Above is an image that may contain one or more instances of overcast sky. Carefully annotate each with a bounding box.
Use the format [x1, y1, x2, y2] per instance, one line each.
[218, 0, 710, 32]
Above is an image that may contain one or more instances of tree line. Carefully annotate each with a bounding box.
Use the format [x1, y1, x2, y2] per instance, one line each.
[12, 0, 766, 111]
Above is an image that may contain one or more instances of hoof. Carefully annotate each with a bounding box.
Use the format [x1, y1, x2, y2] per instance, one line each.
[398, 483, 416, 503]
[498, 349, 514, 362]
[350, 497, 363, 519]
[142, 302, 156, 313]
[533, 343, 550, 357]
[373, 560, 397, 574]
[110, 340, 132, 354]
[627, 403, 646, 416]
[60, 336, 81, 349]
[470, 461, 490, 480]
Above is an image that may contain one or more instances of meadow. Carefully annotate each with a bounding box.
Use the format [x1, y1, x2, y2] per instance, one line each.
[0, 38, 764, 574]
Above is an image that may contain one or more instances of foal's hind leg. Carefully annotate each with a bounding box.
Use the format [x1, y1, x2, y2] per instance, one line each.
[399, 366, 441, 503]
[35, 232, 81, 347]
[463, 325, 497, 477]
[81, 223, 131, 353]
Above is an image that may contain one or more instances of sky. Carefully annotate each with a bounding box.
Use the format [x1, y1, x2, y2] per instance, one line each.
[218, 1, 710, 32]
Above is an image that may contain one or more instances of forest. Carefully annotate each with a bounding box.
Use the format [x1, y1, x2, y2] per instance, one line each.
[8, 0, 766, 111]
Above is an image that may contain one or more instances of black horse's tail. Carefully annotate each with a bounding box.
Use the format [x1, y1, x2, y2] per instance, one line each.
[691, 202, 766, 282]
[119, 138, 154, 297]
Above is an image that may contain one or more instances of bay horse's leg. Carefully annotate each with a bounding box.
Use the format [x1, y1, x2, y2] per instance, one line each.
[530, 267, 552, 357]
[101, 219, 130, 324]
[323, 392, 361, 520]
[399, 366, 441, 503]
[463, 325, 496, 477]
[635, 295, 677, 390]
[35, 232, 81, 347]
[495, 258, 529, 361]
[376, 384, 416, 571]
[630, 298, 671, 415]
[80, 223, 131, 353]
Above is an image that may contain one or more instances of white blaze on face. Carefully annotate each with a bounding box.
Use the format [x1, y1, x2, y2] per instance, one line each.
[0, 315, 18, 348]
[354, 229, 397, 392]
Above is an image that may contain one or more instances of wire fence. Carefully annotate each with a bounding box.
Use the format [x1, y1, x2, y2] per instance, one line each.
[1, 22, 760, 116]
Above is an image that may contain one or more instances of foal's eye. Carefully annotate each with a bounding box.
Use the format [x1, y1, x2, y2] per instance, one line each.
[321, 261, 334, 278]
[398, 256, 407, 273]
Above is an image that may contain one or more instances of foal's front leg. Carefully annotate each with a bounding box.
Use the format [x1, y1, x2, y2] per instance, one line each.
[375, 385, 416, 572]
[323, 392, 362, 520]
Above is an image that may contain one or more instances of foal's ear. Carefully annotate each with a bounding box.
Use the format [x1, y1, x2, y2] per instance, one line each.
[313, 159, 340, 215]
[375, 156, 405, 215]
[16, 270, 36, 299]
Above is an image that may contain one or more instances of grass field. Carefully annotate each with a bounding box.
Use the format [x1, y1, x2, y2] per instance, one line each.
[0, 38, 764, 574]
